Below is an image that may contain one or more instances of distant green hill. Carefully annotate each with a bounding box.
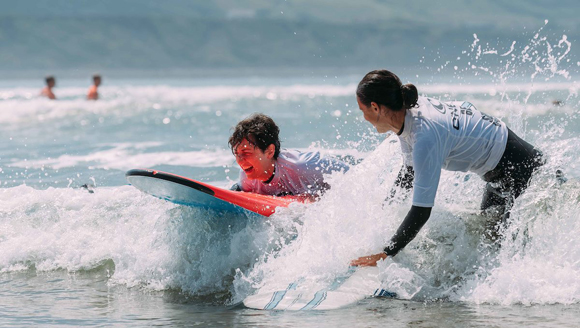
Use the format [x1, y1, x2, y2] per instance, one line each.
[0, 0, 577, 74]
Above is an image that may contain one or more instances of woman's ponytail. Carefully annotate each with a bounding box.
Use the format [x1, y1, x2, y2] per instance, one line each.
[401, 83, 418, 109]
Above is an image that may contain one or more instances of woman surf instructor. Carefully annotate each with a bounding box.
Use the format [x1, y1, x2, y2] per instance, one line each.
[351, 70, 544, 267]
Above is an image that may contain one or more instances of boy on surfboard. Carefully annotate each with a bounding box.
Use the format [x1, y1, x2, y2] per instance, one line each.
[229, 113, 349, 199]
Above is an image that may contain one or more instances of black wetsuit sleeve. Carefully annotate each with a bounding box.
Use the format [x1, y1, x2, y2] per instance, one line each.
[388, 165, 414, 199]
[383, 205, 432, 257]
[230, 183, 242, 191]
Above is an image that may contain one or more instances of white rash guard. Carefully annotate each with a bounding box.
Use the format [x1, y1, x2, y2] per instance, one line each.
[398, 96, 508, 207]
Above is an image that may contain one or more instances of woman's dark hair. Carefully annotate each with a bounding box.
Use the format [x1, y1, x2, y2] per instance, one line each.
[356, 69, 419, 111]
[229, 113, 281, 159]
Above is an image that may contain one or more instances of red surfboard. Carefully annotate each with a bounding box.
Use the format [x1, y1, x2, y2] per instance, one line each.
[126, 169, 306, 217]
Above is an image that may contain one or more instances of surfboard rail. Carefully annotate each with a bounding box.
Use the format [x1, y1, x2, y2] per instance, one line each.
[126, 169, 306, 217]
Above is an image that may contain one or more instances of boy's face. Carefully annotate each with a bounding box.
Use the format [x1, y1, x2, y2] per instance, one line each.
[234, 138, 276, 181]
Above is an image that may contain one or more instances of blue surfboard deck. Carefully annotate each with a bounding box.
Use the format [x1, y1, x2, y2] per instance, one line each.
[243, 266, 396, 311]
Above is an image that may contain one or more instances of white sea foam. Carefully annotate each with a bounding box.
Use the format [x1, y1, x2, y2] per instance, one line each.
[0, 185, 278, 296]
[9, 143, 233, 170]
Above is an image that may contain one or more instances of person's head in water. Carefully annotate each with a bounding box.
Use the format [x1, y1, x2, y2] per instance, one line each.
[45, 76, 55, 88]
[93, 74, 102, 86]
[356, 69, 419, 133]
[41, 75, 57, 99]
[229, 113, 281, 181]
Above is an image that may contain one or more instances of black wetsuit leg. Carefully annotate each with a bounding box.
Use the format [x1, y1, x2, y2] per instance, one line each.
[481, 128, 544, 216]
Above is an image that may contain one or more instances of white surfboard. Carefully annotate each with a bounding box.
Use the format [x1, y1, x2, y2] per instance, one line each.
[243, 266, 396, 311]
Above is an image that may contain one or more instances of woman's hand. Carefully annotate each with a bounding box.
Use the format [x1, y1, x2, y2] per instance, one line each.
[350, 252, 388, 267]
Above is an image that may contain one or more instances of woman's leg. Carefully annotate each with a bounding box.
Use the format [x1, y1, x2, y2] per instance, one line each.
[481, 128, 544, 216]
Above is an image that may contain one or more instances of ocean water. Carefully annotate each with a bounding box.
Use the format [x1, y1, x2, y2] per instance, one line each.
[2, 33, 580, 327]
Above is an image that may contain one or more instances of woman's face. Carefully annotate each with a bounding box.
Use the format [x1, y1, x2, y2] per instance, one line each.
[357, 96, 390, 133]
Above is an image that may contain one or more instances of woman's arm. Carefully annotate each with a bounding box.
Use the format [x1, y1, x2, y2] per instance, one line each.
[350, 205, 432, 266]
[383, 205, 432, 256]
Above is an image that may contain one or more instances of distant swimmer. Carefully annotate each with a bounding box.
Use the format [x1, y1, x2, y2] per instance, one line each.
[228, 113, 349, 199]
[87, 74, 101, 100]
[40, 76, 56, 99]
[350, 69, 544, 267]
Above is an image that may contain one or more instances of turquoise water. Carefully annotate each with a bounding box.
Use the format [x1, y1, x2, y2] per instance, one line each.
[2, 34, 580, 327]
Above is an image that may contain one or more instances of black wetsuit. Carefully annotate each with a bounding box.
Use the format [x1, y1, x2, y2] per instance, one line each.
[480, 128, 544, 213]
[383, 128, 543, 257]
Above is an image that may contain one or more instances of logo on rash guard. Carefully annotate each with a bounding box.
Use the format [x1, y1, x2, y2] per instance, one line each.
[427, 98, 446, 114]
